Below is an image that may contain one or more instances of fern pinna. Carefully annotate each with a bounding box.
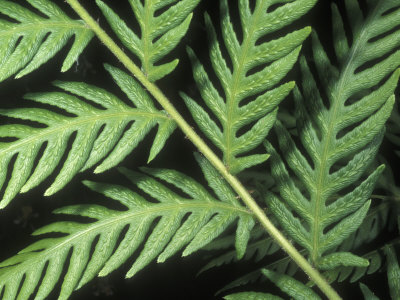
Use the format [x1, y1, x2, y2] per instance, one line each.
[0, 155, 254, 300]
[0, 0, 93, 82]
[218, 199, 393, 294]
[0, 65, 175, 208]
[1, 0, 399, 299]
[96, 0, 199, 82]
[181, 0, 316, 174]
[264, 0, 400, 271]
[0, 0, 201, 208]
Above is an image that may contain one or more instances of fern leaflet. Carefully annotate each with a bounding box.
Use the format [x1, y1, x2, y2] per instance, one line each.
[0, 64, 175, 208]
[181, 0, 316, 174]
[96, 0, 199, 82]
[224, 291, 283, 300]
[219, 200, 393, 293]
[0, 154, 254, 299]
[199, 229, 279, 274]
[0, 0, 93, 82]
[353, 244, 400, 300]
[264, 0, 400, 270]
[359, 283, 380, 300]
[223, 269, 322, 300]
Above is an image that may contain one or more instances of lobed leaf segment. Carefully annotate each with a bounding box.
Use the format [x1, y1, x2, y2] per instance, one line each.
[96, 0, 200, 82]
[182, 0, 316, 174]
[0, 155, 254, 300]
[0, 0, 93, 82]
[0, 65, 175, 208]
[265, 0, 400, 271]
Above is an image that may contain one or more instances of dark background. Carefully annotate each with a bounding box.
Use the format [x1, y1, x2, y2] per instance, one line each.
[0, 0, 397, 299]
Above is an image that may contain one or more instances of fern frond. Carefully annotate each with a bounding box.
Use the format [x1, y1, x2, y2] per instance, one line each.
[217, 247, 307, 295]
[0, 0, 93, 82]
[264, 0, 400, 270]
[224, 291, 283, 300]
[181, 0, 316, 174]
[199, 232, 279, 275]
[219, 200, 393, 293]
[373, 156, 400, 204]
[383, 243, 400, 300]
[0, 64, 175, 208]
[96, 0, 199, 82]
[0, 155, 254, 299]
[359, 283, 380, 300]
[386, 102, 400, 157]
[214, 201, 391, 288]
[262, 269, 321, 300]
[337, 201, 392, 252]
[322, 239, 400, 284]
[358, 243, 400, 300]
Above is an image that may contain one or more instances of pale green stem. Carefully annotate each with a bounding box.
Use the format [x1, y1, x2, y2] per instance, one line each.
[66, 1, 341, 299]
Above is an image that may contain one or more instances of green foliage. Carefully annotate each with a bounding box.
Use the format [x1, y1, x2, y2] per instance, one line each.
[215, 201, 393, 294]
[357, 243, 400, 300]
[0, 0, 399, 299]
[264, 0, 400, 271]
[0, 64, 175, 208]
[359, 283, 380, 300]
[0, 155, 253, 299]
[199, 229, 279, 274]
[0, 0, 93, 82]
[261, 269, 321, 300]
[224, 291, 282, 300]
[383, 244, 400, 300]
[181, 0, 316, 174]
[97, 0, 199, 82]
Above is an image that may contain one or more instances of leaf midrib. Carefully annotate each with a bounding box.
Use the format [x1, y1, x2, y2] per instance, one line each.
[0, 109, 168, 157]
[0, 201, 252, 278]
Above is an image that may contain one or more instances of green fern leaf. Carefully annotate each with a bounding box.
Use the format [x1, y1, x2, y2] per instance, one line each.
[337, 201, 392, 252]
[0, 0, 94, 82]
[384, 244, 400, 300]
[217, 247, 307, 295]
[219, 196, 394, 293]
[322, 239, 400, 284]
[358, 244, 400, 300]
[224, 291, 283, 300]
[386, 102, 400, 159]
[96, 0, 199, 82]
[181, 0, 316, 174]
[360, 283, 380, 300]
[0, 155, 254, 299]
[262, 269, 321, 300]
[264, 0, 400, 270]
[0, 64, 175, 208]
[199, 230, 279, 274]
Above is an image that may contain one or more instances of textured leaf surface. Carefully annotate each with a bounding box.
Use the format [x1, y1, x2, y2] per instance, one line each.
[265, 0, 400, 270]
[384, 244, 400, 300]
[182, 0, 316, 174]
[224, 291, 282, 300]
[0, 156, 254, 299]
[97, 0, 199, 82]
[199, 229, 279, 274]
[0, 0, 94, 82]
[386, 102, 400, 158]
[0, 64, 176, 208]
[220, 196, 393, 292]
[360, 283, 380, 300]
[323, 239, 400, 284]
[262, 269, 321, 300]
